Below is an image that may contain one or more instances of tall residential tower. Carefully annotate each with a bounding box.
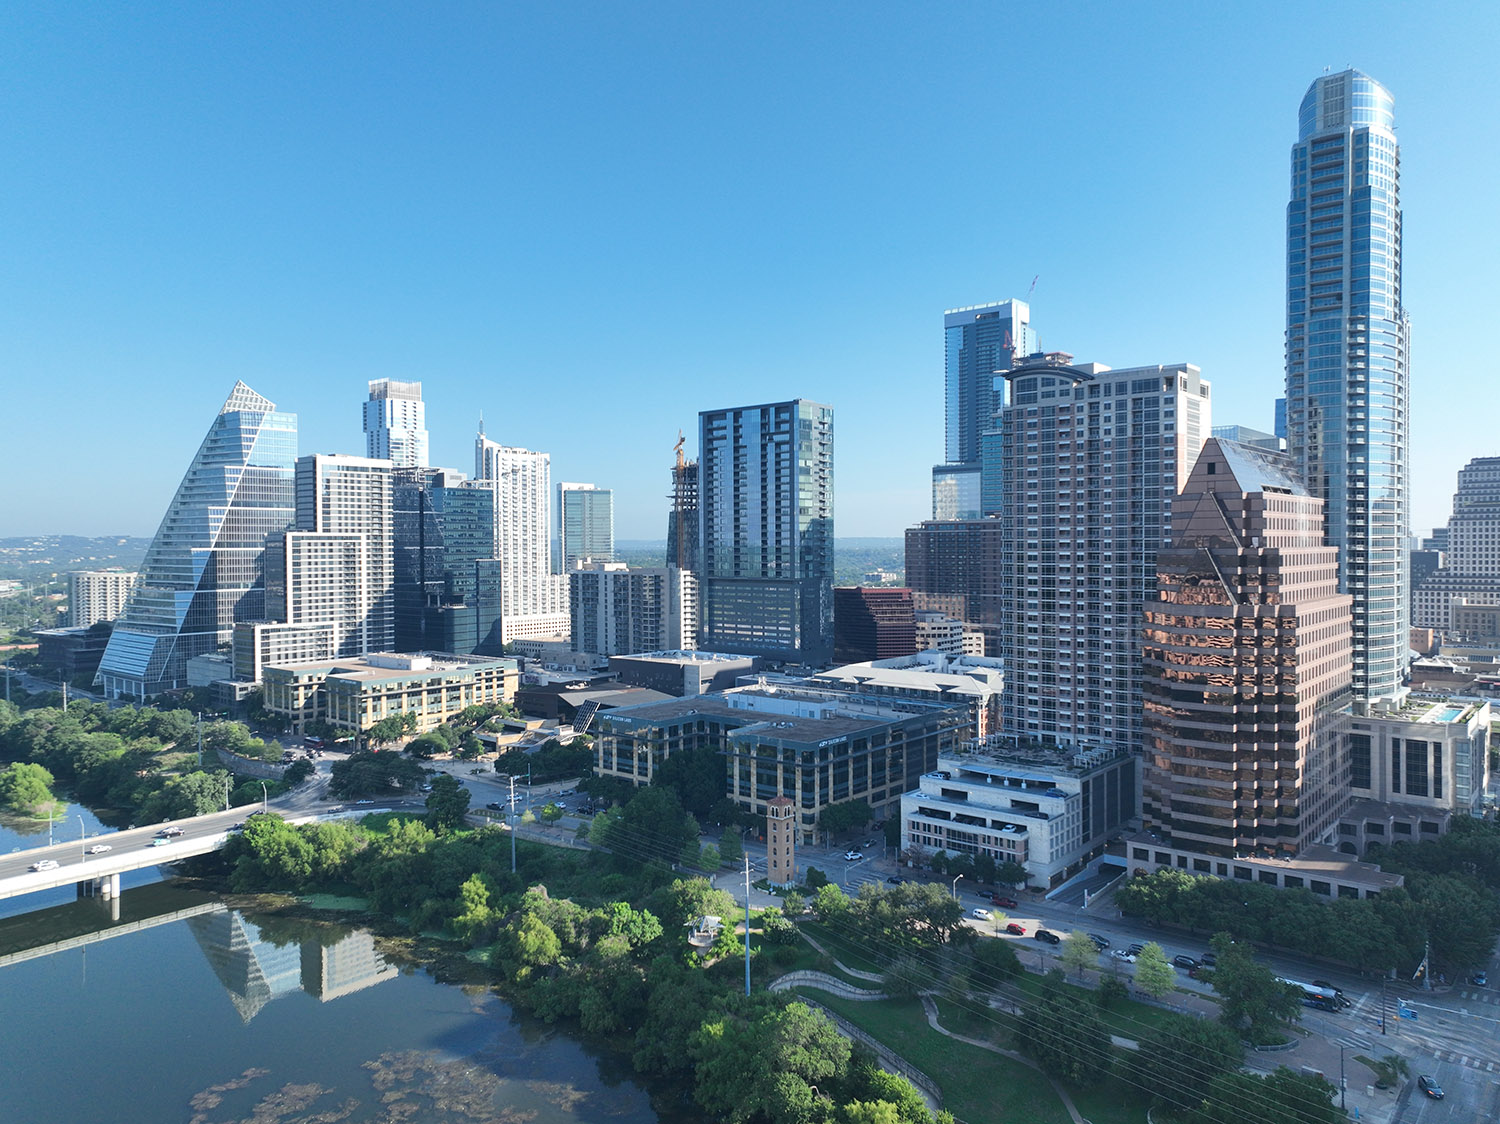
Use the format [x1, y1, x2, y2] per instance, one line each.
[699, 399, 834, 665]
[1285, 70, 1408, 702]
[474, 429, 570, 643]
[363, 380, 429, 469]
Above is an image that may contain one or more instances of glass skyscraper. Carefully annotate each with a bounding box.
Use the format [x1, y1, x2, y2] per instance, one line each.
[933, 299, 1036, 519]
[557, 482, 614, 572]
[699, 399, 834, 665]
[1285, 70, 1409, 702]
[97, 382, 297, 699]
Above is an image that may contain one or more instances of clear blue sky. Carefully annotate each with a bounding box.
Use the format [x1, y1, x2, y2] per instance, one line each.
[2, 3, 1494, 541]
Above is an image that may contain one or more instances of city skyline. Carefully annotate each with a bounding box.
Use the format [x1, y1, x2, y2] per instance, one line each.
[3, 6, 1496, 542]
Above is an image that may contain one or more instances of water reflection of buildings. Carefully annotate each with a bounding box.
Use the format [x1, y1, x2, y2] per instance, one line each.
[188, 912, 398, 1022]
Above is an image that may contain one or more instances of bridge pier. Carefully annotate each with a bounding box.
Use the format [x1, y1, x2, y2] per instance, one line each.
[77, 872, 121, 900]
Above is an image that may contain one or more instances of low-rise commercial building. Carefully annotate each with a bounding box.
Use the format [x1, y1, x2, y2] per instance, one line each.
[262, 651, 517, 735]
[595, 683, 969, 842]
[608, 650, 763, 697]
[900, 739, 1136, 887]
[806, 651, 1004, 739]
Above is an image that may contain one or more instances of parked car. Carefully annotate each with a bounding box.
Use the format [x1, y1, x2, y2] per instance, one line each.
[1172, 955, 1199, 971]
[1110, 949, 1137, 964]
[29, 859, 59, 872]
[885, 876, 903, 885]
[1472, 971, 1489, 987]
[85, 844, 112, 855]
[1088, 933, 1110, 951]
[1005, 922, 1026, 936]
[972, 908, 992, 921]
[1199, 951, 1217, 968]
[486, 802, 505, 811]
[991, 895, 1018, 909]
[1125, 942, 1145, 957]
[1033, 929, 1061, 945]
[1418, 1075, 1444, 1099]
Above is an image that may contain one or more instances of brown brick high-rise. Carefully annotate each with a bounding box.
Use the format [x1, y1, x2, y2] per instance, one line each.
[1143, 439, 1352, 858]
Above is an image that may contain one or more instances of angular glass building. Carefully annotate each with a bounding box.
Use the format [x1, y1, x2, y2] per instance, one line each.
[97, 382, 297, 699]
[1285, 70, 1409, 702]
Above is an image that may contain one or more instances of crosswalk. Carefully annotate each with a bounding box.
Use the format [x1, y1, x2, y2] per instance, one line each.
[1457, 988, 1500, 1007]
[1429, 1047, 1500, 1072]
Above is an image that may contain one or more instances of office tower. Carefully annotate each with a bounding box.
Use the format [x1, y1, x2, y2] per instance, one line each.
[474, 428, 570, 642]
[833, 587, 917, 663]
[1274, 397, 1288, 443]
[391, 467, 500, 654]
[569, 561, 698, 656]
[933, 300, 1036, 519]
[996, 353, 1209, 749]
[1285, 70, 1409, 702]
[668, 455, 700, 571]
[1142, 439, 1352, 858]
[1413, 457, 1500, 631]
[268, 454, 394, 658]
[904, 520, 1005, 656]
[699, 399, 834, 665]
[97, 382, 297, 699]
[363, 380, 429, 468]
[68, 570, 138, 628]
[557, 482, 614, 572]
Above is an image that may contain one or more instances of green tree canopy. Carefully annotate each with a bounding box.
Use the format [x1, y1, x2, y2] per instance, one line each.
[1126, 1013, 1244, 1116]
[0, 761, 55, 812]
[425, 773, 471, 831]
[1208, 933, 1301, 1045]
[1133, 941, 1176, 999]
[1021, 984, 1111, 1087]
[1061, 929, 1100, 980]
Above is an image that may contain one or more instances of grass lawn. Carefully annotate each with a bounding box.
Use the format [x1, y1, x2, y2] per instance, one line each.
[1009, 971, 1189, 1040]
[799, 919, 886, 975]
[1070, 1079, 1151, 1124]
[808, 993, 1072, 1124]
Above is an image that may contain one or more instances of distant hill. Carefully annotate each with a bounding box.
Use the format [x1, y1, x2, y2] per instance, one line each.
[0, 536, 152, 580]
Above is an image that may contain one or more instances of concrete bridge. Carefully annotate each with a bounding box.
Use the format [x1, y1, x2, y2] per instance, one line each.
[0, 806, 317, 905]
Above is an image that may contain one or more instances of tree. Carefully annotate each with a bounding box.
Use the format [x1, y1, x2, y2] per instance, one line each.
[883, 815, 901, 850]
[140, 769, 232, 821]
[781, 890, 807, 919]
[759, 908, 797, 946]
[0, 761, 55, 812]
[653, 747, 727, 819]
[597, 785, 701, 867]
[690, 1000, 852, 1124]
[404, 734, 447, 759]
[1095, 972, 1128, 1009]
[283, 758, 314, 785]
[1126, 1013, 1243, 1116]
[366, 713, 417, 747]
[1021, 985, 1111, 1086]
[995, 859, 1027, 886]
[1208, 933, 1301, 1045]
[424, 773, 471, 831]
[804, 866, 829, 890]
[971, 934, 1022, 987]
[539, 801, 565, 824]
[1061, 929, 1100, 980]
[719, 830, 744, 865]
[1189, 1066, 1339, 1124]
[1133, 941, 1176, 999]
[819, 799, 872, 836]
[452, 873, 496, 944]
[971, 850, 997, 886]
[813, 882, 850, 922]
[329, 750, 428, 798]
[698, 842, 721, 869]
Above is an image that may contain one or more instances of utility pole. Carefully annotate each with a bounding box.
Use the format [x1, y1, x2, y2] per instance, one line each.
[744, 853, 752, 997]
[509, 774, 518, 874]
[196, 712, 203, 769]
[1339, 1045, 1346, 1111]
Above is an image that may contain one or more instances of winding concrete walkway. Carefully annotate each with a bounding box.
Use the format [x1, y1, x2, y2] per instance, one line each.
[918, 995, 1088, 1124]
[769, 970, 887, 1000]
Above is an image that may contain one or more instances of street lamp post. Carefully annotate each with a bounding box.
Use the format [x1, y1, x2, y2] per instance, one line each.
[951, 874, 963, 901]
[78, 815, 86, 858]
[1339, 1045, 1346, 1111]
[224, 776, 232, 812]
[259, 782, 268, 813]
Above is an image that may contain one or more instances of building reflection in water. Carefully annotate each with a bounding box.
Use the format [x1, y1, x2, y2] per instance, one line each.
[188, 911, 398, 1022]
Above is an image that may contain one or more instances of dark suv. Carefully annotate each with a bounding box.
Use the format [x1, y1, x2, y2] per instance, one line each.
[1033, 929, 1061, 945]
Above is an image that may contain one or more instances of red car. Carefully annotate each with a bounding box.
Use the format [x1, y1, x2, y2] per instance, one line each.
[991, 895, 1018, 909]
[1004, 922, 1026, 936]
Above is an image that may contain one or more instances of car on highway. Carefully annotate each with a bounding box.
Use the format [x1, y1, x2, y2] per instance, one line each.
[971, 908, 992, 920]
[148, 838, 170, 847]
[29, 859, 59, 871]
[486, 801, 505, 811]
[862, 840, 875, 848]
[1088, 933, 1110, 951]
[1418, 1075, 1444, 1099]
[991, 895, 1018, 909]
[156, 826, 185, 837]
[885, 876, 902, 885]
[1005, 922, 1026, 936]
[85, 844, 112, 855]
[843, 850, 863, 861]
[228, 822, 245, 832]
[1110, 948, 1137, 964]
[1033, 929, 1061, 945]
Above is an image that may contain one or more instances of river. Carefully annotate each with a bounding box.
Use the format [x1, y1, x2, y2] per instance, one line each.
[0, 803, 668, 1124]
